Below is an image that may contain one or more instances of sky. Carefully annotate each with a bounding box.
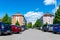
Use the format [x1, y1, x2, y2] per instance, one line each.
[0, 0, 60, 24]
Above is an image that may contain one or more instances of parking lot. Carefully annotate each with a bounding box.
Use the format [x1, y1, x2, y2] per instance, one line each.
[0, 29, 60, 40]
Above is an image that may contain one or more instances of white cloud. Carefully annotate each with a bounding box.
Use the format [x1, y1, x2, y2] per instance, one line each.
[52, 6, 59, 14]
[24, 11, 43, 24]
[44, 0, 56, 5]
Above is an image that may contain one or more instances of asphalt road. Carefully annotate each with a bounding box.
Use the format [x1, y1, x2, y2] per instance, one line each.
[0, 29, 60, 40]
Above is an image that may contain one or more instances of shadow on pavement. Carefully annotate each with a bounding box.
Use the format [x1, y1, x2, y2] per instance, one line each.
[0, 34, 12, 36]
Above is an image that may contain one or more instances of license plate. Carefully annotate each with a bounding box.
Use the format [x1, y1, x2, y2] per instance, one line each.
[7, 30, 10, 32]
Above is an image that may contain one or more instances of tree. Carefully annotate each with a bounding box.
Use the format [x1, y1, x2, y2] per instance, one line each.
[15, 21, 20, 26]
[0, 18, 2, 22]
[44, 22, 48, 25]
[8, 17, 12, 24]
[27, 22, 32, 28]
[53, 5, 60, 24]
[33, 19, 42, 28]
[2, 13, 12, 24]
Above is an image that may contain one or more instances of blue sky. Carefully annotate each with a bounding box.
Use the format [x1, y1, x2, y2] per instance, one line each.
[0, 0, 60, 24]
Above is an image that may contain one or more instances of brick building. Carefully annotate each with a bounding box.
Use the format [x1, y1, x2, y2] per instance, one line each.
[12, 13, 26, 26]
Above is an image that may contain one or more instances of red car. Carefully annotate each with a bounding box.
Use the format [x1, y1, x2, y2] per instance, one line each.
[18, 26, 22, 32]
[11, 25, 21, 33]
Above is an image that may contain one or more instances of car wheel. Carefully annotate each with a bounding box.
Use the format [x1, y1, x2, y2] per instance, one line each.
[43, 30, 47, 32]
[0, 32, 2, 35]
[8, 33, 12, 35]
[17, 32, 20, 34]
[53, 32, 57, 34]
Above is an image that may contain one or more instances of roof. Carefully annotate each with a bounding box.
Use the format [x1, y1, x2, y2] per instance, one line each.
[13, 12, 24, 17]
[43, 13, 54, 17]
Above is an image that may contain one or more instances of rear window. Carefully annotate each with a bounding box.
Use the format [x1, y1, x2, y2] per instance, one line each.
[48, 25, 53, 27]
[54, 24, 60, 27]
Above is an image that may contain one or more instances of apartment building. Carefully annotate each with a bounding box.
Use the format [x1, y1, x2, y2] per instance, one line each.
[12, 13, 26, 26]
[43, 13, 54, 24]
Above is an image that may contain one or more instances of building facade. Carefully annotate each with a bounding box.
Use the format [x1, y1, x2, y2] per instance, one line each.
[43, 13, 54, 24]
[12, 13, 26, 26]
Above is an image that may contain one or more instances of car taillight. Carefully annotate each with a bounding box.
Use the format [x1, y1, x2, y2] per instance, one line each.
[2, 25, 4, 28]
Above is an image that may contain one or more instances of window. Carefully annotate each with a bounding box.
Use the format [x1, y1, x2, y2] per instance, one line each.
[16, 16, 19, 21]
[22, 19, 25, 25]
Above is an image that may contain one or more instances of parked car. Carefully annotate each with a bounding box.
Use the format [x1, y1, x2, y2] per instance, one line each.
[53, 24, 60, 34]
[17, 26, 22, 32]
[42, 24, 54, 32]
[0, 22, 12, 35]
[39, 26, 43, 30]
[11, 25, 20, 33]
[36, 27, 40, 30]
[21, 25, 26, 31]
[42, 25, 48, 32]
[48, 24, 54, 32]
[4, 24, 12, 35]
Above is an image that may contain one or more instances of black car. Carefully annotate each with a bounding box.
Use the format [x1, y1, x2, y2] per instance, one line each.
[42, 25, 48, 32]
[0, 22, 12, 35]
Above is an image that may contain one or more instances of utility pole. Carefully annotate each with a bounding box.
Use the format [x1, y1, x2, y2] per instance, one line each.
[55, 0, 57, 12]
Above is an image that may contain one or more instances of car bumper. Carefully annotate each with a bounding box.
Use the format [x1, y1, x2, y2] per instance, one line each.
[53, 29, 60, 33]
[1, 30, 11, 34]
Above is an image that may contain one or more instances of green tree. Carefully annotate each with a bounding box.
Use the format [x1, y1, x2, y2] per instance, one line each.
[0, 18, 2, 22]
[27, 22, 32, 28]
[53, 5, 60, 24]
[33, 19, 42, 28]
[44, 22, 48, 25]
[2, 13, 11, 24]
[15, 21, 20, 26]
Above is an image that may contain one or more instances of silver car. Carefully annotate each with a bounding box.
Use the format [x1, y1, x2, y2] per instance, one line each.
[48, 25, 54, 32]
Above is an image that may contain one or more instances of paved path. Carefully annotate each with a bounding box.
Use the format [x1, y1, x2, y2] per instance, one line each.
[0, 29, 60, 40]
